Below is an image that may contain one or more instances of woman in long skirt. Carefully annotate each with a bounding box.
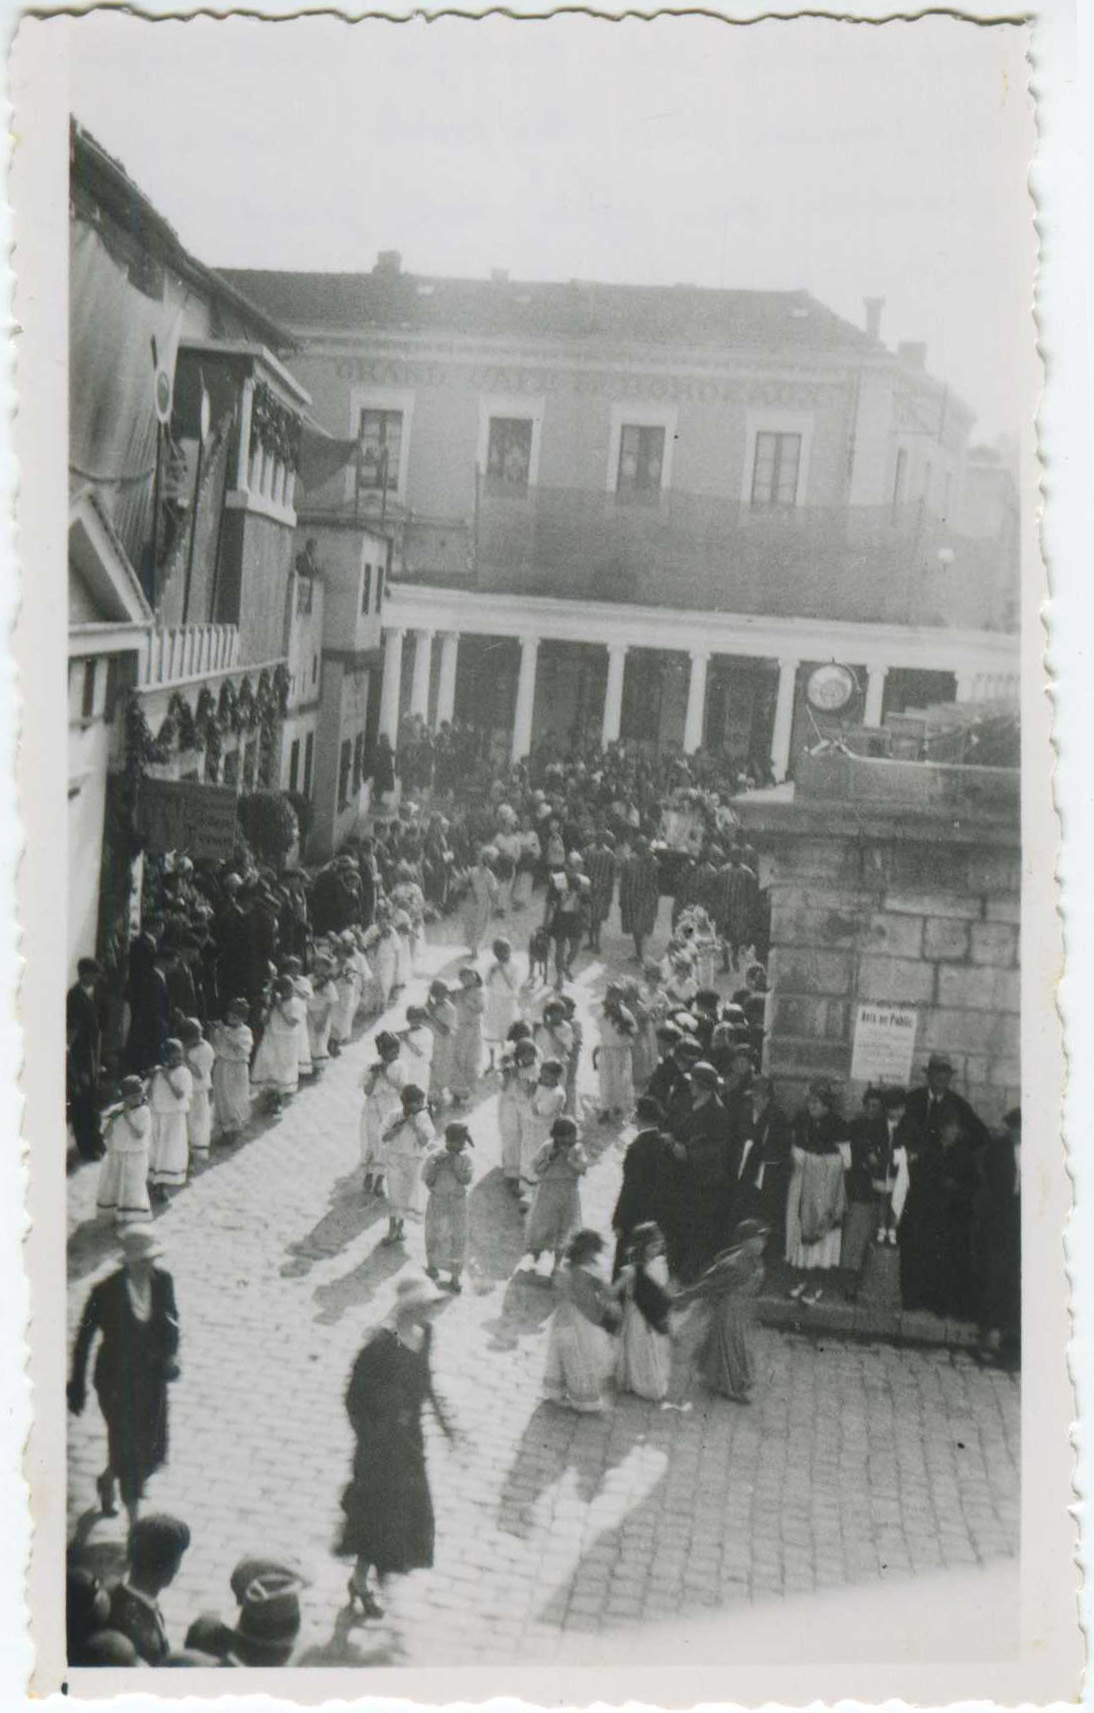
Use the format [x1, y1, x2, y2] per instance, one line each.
[521, 1117, 587, 1272]
[679, 1222, 768, 1402]
[464, 850, 499, 954]
[785, 1080, 848, 1306]
[210, 999, 253, 1141]
[594, 987, 636, 1121]
[148, 1040, 193, 1198]
[423, 1123, 474, 1291]
[96, 1077, 152, 1228]
[67, 1224, 180, 1528]
[338, 1278, 454, 1622]
[542, 1229, 620, 1413]
[425, 982, 458, 1109]
[615, 1222, 673, 1402]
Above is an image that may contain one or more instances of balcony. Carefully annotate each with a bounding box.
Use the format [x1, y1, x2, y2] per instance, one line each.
[139, 623, 241, 688]
[399, 488, 1016, 633]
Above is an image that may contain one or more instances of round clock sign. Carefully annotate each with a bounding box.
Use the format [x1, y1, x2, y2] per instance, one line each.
[806, 662, 857, 712]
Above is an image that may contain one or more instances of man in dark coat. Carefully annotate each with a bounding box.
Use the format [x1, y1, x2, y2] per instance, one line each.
[904, 1053, 990, 1153]
[619, 836, 661, 963]
[675, 1062, 734, 1280]
[216, 879, 252, 1014]
[610, 1095, 684, 1278]
[66, 958, 104, 1161]
[727, 1072, 789, 1237]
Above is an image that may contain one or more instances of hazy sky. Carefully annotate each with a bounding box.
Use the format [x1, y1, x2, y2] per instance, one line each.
[68, 13, 1035, 440]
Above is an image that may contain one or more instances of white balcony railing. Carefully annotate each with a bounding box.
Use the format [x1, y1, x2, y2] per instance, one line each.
[139, 623, 241, 688]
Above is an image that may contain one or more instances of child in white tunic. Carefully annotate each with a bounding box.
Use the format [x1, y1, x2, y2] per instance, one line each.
[451, 966, 486, 1101]
[359, 1031, 407, 1196]
[519, 1059, 566, 1211]
[498, 1029, 536, 1193]
[401, 1005, 434, 1088]
[615, 1222, 673, 1402]
[594, 986, 637, 1121]
[306, 956, 338, 1074]
[211, 999, 253, 1140]
[371, 920, 400, 1013]
[180, 1017, 215, 1159]
[423, 1123, 474, 1290]
[96, 1076, 152, 1226]
[331, 934, 361, 1050]
[393, 913, 415, 993]
[484, 939, 521, 1071]
[425, 982, 457, 1109]
[283, 960, 314, 1080]
[251, 978, 306, 1111]
[148, 1039, 193, 1197]
[381, 1083, 434, 1244]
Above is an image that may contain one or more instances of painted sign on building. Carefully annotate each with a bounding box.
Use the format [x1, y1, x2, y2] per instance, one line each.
[850, 1002, 917, 1086]
[138, 779, 239, 860]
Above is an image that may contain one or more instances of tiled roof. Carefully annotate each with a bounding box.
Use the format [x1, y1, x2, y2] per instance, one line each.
[217, 268, 880, 355]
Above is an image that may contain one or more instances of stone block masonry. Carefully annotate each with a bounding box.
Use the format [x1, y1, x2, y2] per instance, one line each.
[736, 760, 1021, 1125]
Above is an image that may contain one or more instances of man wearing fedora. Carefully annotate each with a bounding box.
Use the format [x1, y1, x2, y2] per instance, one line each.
[904, 1053, 989, 1154]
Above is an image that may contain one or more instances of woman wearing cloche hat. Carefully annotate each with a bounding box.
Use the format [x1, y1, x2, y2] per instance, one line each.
[337, 1275, 455, 1622]
[68, 1225, 180, 1528]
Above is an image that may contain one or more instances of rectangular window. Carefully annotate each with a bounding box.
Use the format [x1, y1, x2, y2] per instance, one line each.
[338, 739, 352, 809]
[103, 657, 119, 723]
[244, 739, 257, 786]
[353, 732, 364, 793]
[891, 447, 908, 522]
[312, 656, 318, 687]
[485, 417, 533, 490]
[223, 749, 239, 788]
[357, 409, 402, 492]
[289, 738, 301, 794]
[81, 659, 97, 720]
[616, 424, 666, 496]
[303, 732, 314, 799]
[750, 432, 802, 509]
[361, 564, 372, 614]
[375, 566, 384, 613]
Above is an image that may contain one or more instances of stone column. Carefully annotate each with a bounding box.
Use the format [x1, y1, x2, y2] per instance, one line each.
[511, 635, 540, 764]
[409, 629, 434, 721]
[771, 657, 800, 781]
[378, 627, 405, 743]
[864, 663, 889, 727]
[682, 649, 710, 754]
[435, 632, 460, 728]
[601, 643, 628, 747]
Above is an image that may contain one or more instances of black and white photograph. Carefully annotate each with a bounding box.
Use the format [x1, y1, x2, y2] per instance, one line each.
[9, 1, 1079, 1696]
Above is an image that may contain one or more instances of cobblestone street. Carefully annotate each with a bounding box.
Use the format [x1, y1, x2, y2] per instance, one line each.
[66, 899, 1020, 1667]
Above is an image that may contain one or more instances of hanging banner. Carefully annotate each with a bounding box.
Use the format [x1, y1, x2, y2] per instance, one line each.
[138, 778, 240, 860]
[850, 1002, 917, 1086]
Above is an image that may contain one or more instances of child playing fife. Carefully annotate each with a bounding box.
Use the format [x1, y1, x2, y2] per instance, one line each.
[381, 1084, 434, 1246]
[521, 1116, 588, 1277]
[96, 1076, 152, 1227]
[179, 1017, 215, 1161]
[210, 998, 252, 1142]
[423, 1122, 474, 1292]
[359, 1031, 407, 1198]
[594, 984, 637, 1122]
[451, 966, 486, 1102]
[543, 1229, 620, 1414]
[519, 1058, 566, 1212]
[148, 1038, 193, 1199]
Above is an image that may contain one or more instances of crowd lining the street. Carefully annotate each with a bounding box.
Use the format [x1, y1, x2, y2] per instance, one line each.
[66, 736, 1021, 1665]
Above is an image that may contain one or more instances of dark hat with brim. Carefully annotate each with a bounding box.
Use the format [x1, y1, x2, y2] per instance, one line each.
[926, 1053, 954, 1074]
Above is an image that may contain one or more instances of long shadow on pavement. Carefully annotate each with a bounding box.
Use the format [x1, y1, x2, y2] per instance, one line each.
[497, 1399, 642, 1541]
[311, 1233, 410, 1326]
[281, 1170, 388, 1280]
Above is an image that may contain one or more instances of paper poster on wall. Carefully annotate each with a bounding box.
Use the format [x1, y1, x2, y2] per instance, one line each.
[850, 1002, 917, 1086]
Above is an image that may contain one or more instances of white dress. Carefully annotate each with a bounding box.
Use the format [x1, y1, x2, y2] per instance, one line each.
[401, 1025, 434, 1089]
[395, 932, 415, 989]
[332, 964, 361, 1044]
[96, 1105, 152, 1225]
[597, 1014, 635, 1113]
[484, 960, 520, 1045]
[211, 1021, 253, 1133]
[384, 1109, 435, 1217]
[306, 978, 338, 1067]
[373, 934, 399, 1009]
[616, 1255, 672, 1402]
[148, 1064, 193, 1189]
[360, 1059, 408, 1171]
[292, 976, 314, 1075]
[252, 997, 306, 1095]
[519, 1083, 566, 1199]
[185, 1038, 215, 1155]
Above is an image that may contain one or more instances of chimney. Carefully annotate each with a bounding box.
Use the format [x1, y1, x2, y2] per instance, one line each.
[374, 250, 402, 278]
[490, 267, 509, 284]
[864, 296, 884, 341]
[897, 340, 928, 372]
